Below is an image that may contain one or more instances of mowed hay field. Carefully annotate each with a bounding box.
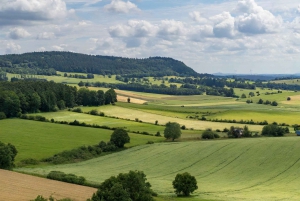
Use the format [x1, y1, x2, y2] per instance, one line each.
[82, 105, 264, 131]
[0, 119, 163, 163]
[19, 137, 300, 201]
[0, 169, 96, 201]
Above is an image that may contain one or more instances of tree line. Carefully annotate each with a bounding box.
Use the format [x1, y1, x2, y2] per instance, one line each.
[0, 80, 117, 118]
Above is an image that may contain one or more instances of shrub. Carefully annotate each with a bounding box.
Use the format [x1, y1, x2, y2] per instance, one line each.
[181, 125, 186, 130]
[99, 112, 105, 116]
[155, 120, 158, 125]
[72, 108, 82, 113]
[89, 109, 99, 115]
[47, 171, 86, 185]
[261, 124, 285, 137]
[155, 131, 161, 137]
[0, 112, 6, 120]
[202, 130, 216, 139]
[147, 141, 154, 144]
[287, 97, 291, 101]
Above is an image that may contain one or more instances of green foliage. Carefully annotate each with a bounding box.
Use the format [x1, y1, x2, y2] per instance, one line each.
[0, 52, 200, 77]
[0, 112, 6, 120]
[0, 141, 17, 169]
[110, 129, 130, 148]
[287, 97, 291, 101]
[47, 171, 86, 185]
[202, 130, 217, 139]
[241, 93, 247, 98]
[88, 170, 156, 201]
[43, 145, 102, 164]
[31, 195, 73, 201]
[261, 124, 286, 137]
[104, 88, 117, 105]
[172, 172, 198, 196]
[164, 122, 182, 141]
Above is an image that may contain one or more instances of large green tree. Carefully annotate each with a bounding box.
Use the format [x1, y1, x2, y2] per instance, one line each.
[164, 122, 181, 141]
[105, 88, 117, 105]
[88, 170, 156, 201]
[110, 129, 130, 148]
[172, 172, 198, 196]
[0, 142, 18, 170]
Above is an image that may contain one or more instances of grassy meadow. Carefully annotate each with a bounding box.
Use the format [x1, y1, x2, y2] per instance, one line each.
[0, 119, 163, 163]
[18, 137, 300, 201]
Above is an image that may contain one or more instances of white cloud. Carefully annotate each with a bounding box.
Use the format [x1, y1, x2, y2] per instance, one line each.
[52, 45, 65, 51]
[234, 0, 282, 34]
[37, 47, 46, 51]
[104, 0, 140, 13]
[0, 0, 68, 25]
[157, 20, 186, 40]
[189, 25, 213, 41]
[109, 20, 156, 38]
[8, 27, 31, 39]
[37, 32, 56, 40]
[189, 11, 207, 23]
[211, 12, 235, 38]
[5, 41, 21, 54]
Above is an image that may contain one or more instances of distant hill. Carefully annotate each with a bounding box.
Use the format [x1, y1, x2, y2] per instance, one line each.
[213, 73, 300, 81]
[0, 51, 209, 77]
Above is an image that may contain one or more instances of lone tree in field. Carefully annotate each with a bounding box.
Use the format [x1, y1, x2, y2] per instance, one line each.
[0, 141, 17, 170]
[88, 170, 156, 201]
[173, 172, 198, 196]
[110, 128, 130, 148]
[164, 122, 181, 141]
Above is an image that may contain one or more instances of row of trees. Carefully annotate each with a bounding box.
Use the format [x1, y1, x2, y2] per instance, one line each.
[0, 80, 117, 118]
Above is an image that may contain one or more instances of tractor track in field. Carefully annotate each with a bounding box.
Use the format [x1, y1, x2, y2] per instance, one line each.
[99, 143, 192, 172]
[149, 143, 233, 179]
[197, 144, 254, 179]
[202, 155, 300, 195]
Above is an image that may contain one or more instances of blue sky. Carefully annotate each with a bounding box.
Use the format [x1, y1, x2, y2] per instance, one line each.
[1, 0, 300, 74]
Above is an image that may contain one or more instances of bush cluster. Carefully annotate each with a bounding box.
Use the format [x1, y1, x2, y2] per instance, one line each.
[47, 171, 86, 185]
[43, 145, 103, 164]
[201, 130, 220, 139]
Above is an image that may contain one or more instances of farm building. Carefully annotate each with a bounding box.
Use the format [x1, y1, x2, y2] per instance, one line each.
[296, 131, 300, 136]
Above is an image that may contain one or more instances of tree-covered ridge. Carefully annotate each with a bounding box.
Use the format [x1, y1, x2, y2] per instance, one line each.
[0, 51, 208, 77]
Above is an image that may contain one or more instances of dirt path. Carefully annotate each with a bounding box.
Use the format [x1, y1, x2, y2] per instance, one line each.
[0, 169, 97, 201]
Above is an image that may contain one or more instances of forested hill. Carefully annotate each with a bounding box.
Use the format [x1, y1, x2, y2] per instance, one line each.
[0, 51, 208, 77]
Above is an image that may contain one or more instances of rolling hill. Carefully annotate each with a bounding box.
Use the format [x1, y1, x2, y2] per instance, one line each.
[0, 51, 209, 77]
[18, 137, 300, 201]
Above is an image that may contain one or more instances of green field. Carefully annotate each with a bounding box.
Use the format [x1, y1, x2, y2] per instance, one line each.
[271, 79, 300, 85]
[18, 137, 300, 201]
[0, 119, 163, 163]
[6, 72, 122, 85]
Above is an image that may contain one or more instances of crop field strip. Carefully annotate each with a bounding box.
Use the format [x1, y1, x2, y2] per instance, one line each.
[18, 137, 300, 200]
[0, 119, 163, 163]
[0, 169, 96, 201]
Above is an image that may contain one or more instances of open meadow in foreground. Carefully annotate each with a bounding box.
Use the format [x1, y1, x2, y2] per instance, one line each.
[18, 137, 300, 201]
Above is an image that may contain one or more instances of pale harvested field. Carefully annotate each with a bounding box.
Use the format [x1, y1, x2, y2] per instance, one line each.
[117, 95, 147, 104]
[281, 95, 300, 105]
[0, 170, 96, 201]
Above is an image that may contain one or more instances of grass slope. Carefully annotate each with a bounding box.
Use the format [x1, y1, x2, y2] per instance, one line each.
[0, 119, 163, 163]
[18, 137, 300, 201]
